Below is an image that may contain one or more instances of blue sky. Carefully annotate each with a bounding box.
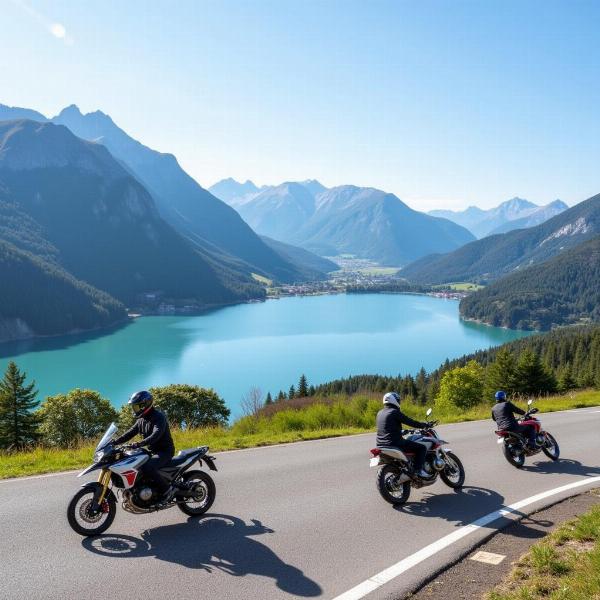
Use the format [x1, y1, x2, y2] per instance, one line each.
[2, 0, 599, 210]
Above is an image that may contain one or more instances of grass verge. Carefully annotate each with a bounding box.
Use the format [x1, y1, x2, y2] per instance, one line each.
[1, 389, 598, 480]
[487, 490, 600, 600]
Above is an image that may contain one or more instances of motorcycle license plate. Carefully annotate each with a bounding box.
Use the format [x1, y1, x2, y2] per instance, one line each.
[370, 457, 381, 467]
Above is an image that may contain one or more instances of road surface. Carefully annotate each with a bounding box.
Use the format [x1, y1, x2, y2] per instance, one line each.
[1, 407, 599, 600]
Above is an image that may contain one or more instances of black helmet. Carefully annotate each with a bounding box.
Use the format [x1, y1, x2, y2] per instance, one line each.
[129, 390, 153, 417]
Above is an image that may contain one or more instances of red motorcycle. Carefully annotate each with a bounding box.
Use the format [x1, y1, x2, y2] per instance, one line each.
[495, 399, 560, 468]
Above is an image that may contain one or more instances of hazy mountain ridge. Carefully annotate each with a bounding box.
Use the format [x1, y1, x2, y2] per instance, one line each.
[211, 179, 475, 266]
[429, 197, 568, 238]
[459, 235, 600, 330]
[402, 193, 600, 284]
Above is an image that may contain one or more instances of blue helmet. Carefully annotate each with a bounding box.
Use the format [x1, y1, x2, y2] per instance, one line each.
[495, 390, 506, 401]
[129, 390, 153, 417]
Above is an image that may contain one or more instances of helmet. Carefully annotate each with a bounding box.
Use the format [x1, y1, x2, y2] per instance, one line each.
[383, 392, 401, 409]
[495, 390, 506, 401]
[129, 390, 153, 417]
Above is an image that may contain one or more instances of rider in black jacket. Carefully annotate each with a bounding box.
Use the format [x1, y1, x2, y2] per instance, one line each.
[376, 392, 431, 478]
[491, 390, 537, 447]
[113, 391, 175, 500]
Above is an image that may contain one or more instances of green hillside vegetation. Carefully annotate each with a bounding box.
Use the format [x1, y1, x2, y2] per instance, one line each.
[0, 240, 126, 340]
[460, 236, 600, 330]
[401, 193, 600, 284]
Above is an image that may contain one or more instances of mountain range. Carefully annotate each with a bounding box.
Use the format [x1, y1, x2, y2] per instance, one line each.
[210, 179, 475, 266]
[0, 103, 329, 285]
[429, 197, 568, 238]
[401, 192, 600, 284]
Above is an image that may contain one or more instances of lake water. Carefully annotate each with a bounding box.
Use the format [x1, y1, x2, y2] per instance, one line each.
[0, 294, 530, 417]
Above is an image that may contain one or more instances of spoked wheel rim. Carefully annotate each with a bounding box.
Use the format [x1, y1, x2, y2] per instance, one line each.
[543, 434, 559, 459]
[443, 456, 462, 485]
[182, 476, 210, 511]
[383, 469, 408, 500]
[73, 494, 110, 531]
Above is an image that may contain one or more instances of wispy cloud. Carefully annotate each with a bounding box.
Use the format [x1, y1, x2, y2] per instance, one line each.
[10, 0, 74, 45]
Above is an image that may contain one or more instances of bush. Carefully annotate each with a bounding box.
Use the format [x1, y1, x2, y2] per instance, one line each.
[38, 389, 117, 447]
[435, 361, 485, 411]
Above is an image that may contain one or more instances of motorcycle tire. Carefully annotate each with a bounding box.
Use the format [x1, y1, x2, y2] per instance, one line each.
[376, 464, 411, 505]
[503, 441, 525, 468]
[440, 452, 465, 489]
[177, 470, 216, 516]
[542, 433, 560, 461]
[67, 484, 116, 537]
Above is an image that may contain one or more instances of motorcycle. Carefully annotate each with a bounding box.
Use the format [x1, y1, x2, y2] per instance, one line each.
[67, 422, 217, 536]
[495, 399, 560, 468]
[369, 408, 465, 505]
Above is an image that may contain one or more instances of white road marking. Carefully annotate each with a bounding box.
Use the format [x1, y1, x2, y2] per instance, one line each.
[470, 550, 506, 565]
[331, 475, 600, 600]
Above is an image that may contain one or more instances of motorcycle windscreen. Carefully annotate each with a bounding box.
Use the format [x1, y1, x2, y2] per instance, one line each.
[96, 422, 118, 451]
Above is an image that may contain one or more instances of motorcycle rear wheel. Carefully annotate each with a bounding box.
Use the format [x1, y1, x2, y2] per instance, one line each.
[440, 452, 465, 489]
[177, 470, 216, 516]
[503, 441, 525, 468]
[376, 464, 411, 505]
[67, 484, 116, 537]
[542, 433, 560, 461]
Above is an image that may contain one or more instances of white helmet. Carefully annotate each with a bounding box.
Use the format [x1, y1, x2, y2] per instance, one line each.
[383, 392, 401, 408]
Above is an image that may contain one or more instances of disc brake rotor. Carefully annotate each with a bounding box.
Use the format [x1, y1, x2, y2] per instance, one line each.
[79, 498, 103, 524]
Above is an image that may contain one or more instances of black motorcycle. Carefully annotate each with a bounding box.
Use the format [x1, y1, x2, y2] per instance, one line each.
[67, 423, 217, 536]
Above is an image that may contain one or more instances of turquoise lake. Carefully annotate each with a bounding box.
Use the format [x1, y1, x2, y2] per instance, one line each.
[0, 294, 530, 417]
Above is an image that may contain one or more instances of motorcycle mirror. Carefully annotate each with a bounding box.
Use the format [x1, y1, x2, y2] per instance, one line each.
[527, 399, 533, 406]
[426, 408, 432, 417]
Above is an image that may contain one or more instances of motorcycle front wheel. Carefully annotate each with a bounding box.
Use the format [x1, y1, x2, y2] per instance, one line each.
[177, 470, 216, 516]
[542, 433, 560, 461]
[376, 464, 411, 505]
[67, 484, 116, 536]
[502, 441, 525, 468]
[440, 452, 465, 489]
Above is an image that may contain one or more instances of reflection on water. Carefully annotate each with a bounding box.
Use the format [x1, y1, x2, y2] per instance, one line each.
[0, 294, 531, 416]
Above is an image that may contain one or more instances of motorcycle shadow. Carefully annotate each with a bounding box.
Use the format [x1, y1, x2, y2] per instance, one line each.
[394, 486, 553, 537]
[81, 514, 321, 598]
[521, 458, 600, 476]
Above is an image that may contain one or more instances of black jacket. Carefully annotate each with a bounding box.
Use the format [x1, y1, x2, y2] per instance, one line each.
[491, 401, 525, 431]
[114, 408, 175, 455]
[376, 405, 428, 448]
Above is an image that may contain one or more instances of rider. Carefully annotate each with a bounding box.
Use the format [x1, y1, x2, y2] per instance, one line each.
[113, 390, 176, 502]
[491, 390, 537, 448]
[376, 391, 432, 478]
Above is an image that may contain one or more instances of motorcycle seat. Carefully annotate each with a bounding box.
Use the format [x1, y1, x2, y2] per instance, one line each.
[168, 446, 208, 467]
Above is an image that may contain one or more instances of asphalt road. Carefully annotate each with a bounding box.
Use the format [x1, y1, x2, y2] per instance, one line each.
[1, 407, 599, 600]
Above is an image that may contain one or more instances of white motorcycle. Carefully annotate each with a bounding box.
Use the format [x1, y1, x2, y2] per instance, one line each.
[369, 408, 465, 505]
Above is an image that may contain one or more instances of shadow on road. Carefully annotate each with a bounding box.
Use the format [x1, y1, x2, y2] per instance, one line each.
[82, 514, 321, 597]
[522, 458, 600, 476]
[393, 486, 553, 538]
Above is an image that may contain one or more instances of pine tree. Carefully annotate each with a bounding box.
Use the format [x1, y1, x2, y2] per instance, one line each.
[0, 362, 40, 449]
[288, 385, 296, 400]
[514, 350, 556, 396]
[298, 374, 308, 397]
[484, 348, 517, 401]
[277, 390, 286, 401]
[265, 392, 273, 405]
[308, 385, 316, 396]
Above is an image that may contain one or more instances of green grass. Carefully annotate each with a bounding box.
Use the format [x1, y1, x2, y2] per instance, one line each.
[487, 492, 600, 600]
[1, 389, 598, 480]
[251, 273, 273, 286]
[357, 267, 400, 276]
[434, 282, 485, 291]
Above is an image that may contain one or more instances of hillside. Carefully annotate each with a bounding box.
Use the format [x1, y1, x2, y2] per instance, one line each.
[401, 192, 600, 284]
[260, 236, 337, 279]
[0, 239, 126, 342]
[459, 236, 600, 330]
[0, 120, 262, 307]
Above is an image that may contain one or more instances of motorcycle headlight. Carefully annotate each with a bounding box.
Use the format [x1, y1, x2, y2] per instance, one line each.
[93, 450, 105, 463]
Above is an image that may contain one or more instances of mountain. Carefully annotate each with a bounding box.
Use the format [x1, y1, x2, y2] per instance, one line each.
[401, 192, 600, 284]
[51, 105, 310, 283]
[430, 197, 543, 238]
[208, 178, 261, 205]
[0, 103, 47, 123]
[260, 236, 337, 279]
[0, 239, 126, 342]
[459, 235, 600, 330]
[292, 186, 475, 265]
[488, 200, 569, 235]
[0, 120, 262, 306]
